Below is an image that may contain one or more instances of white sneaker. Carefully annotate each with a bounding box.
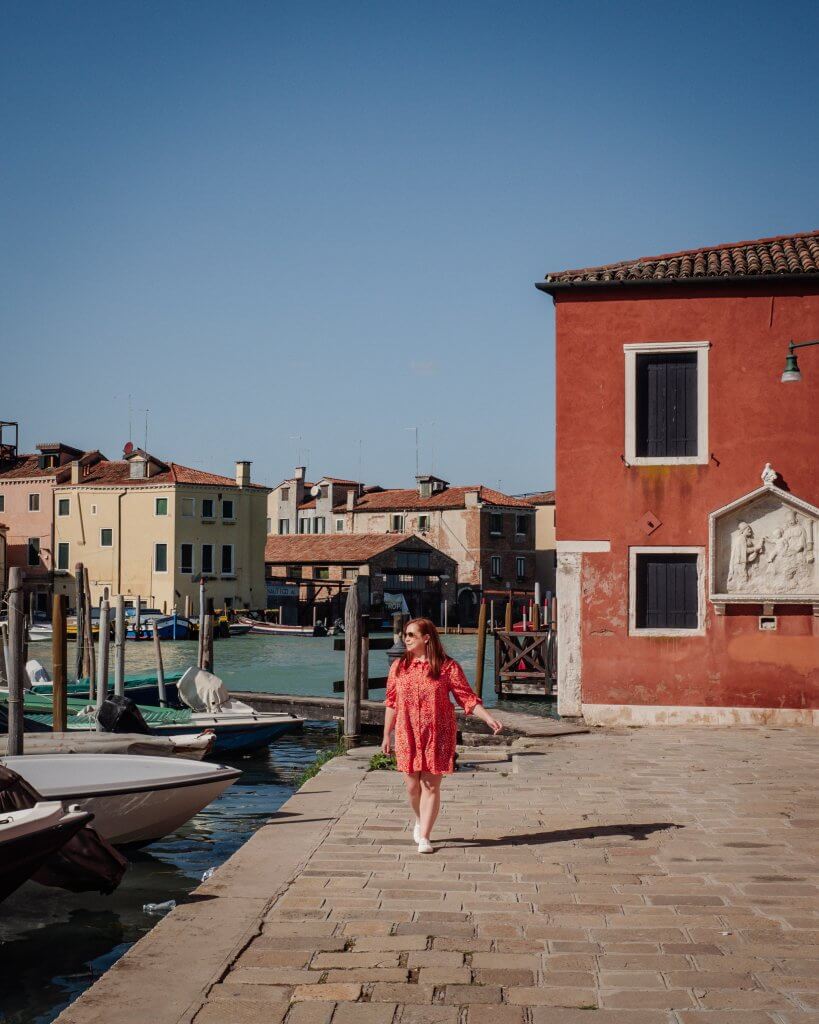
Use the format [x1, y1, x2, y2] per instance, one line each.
[417, 838, 433, 854]
[413, 820, 421, 844]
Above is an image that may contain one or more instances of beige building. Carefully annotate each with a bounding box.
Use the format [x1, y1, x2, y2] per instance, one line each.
[522, 490, 557, 596]
[53, 449, 269, 611]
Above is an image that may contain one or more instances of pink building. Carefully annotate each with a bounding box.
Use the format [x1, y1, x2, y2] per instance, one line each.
[0, 423, 101, 611]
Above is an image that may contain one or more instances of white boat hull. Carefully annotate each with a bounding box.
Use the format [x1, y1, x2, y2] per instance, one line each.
[2, 754, 240, 846]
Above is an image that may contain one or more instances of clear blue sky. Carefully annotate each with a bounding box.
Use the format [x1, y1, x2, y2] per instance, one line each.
[2, 1, 817, 494]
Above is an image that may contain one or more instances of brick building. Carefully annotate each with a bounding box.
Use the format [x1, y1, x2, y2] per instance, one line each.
[537, 229, 819, 726]
[264, 533, 457, 624]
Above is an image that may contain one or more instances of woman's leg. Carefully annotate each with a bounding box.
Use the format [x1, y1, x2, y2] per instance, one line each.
[404, 772, 422, 822]
[418, 772, 443, 840]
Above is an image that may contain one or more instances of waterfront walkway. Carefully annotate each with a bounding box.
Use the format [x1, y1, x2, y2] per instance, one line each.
[59, 725, 818, 1024]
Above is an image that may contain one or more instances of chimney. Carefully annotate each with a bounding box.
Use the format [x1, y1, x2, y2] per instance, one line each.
[464, 489, 480, 508]
[71, 460, 81, 485]
[346, 490, 356, 511]
[236, 460, 251, 488]
[294, 466, 306, 481]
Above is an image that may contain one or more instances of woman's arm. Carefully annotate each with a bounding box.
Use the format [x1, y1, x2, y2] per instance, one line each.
[470, 702, 503, 735]
[447, 660, 503, 734]
[382, 706, 398, 754]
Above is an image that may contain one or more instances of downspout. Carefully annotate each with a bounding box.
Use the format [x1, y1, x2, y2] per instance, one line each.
[116, 490, 125, 595]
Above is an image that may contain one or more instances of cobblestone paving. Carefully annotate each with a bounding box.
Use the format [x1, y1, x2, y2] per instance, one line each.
[196, 727, 818, 1024]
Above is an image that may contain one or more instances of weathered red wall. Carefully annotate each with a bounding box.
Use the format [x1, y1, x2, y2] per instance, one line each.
[555, 282, 819, 709]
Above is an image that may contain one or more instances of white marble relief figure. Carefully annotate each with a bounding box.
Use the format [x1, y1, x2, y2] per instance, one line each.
[727, 521, 763, 587]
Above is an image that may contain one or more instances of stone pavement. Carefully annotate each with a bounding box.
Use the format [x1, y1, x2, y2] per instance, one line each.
[60, 726, 819, 1024]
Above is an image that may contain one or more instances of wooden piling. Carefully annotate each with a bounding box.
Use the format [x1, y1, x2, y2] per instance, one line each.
[504, 597, 513, 632]
[475, 599, 488, 701]
[184, 594, 191, 620]
[489, 599, 495, 634]
[152, 629, 167, 707]
[0, 622, 7, 686]
[532, 600, 541, 630]
[359, 615, 370, 701]
[83, 566, 95, 691]
[343, 581, 361, 748]
[202, 598, 215, 673]
[74, 562, 85, 681]
[6, 568, 24, 755]
[114, 595, 126, 697]
[95, 597, 110, 728]
[21, 614, 29, 668]
[52, 594, 68, 733]
[197, 580, 206, 668]
[135, 594, 142, 642]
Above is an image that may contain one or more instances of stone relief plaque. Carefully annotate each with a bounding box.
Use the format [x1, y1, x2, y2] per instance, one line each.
[709, 465, 819, 605]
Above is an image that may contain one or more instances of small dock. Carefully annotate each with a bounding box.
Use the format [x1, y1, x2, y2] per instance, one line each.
[233, 691, 584, 742]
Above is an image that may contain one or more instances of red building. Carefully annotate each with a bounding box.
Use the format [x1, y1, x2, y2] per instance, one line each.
[537, 230, 819, 726]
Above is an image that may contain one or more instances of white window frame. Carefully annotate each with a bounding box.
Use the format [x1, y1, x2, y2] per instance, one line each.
[490, 555, 501, 578]
[154, 496, 169, 517]
[201, 497, 215, 521]
[100, 528, 113, 548]
[220, 543, 235, 577]
[222, 498, 235, 522]
[201, 543, 214, 575]
[154, 542, 169, 573]
[28, 492, 40, 512]
[335, 518, 344, 532]
[180, 543, 194, 575]
[57, 497, 70, 517]
[181, 497, 195, 517]
[628, 545, 706, 638]
[390, 514, 405, 532]
[57, 541, 70, 572]
[623, 341, 710, 466]
[279, 518, 290, 535]
[489, 513, 503, 537]
[516, 556, 526, 579]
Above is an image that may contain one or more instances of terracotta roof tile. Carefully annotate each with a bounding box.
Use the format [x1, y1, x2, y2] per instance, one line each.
[0, 450, 99, 480]
[53, 459, 267, 490]
[345, 485, 533, 513]
[265, 533, 441, 564]
[539, 229, 819, 290]
[522, 491, 555, 506]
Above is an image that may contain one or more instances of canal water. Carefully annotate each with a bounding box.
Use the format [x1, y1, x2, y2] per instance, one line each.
[2, 633, 553, 1023]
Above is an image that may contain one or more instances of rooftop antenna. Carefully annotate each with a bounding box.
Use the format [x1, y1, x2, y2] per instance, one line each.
[128, 394, 132, 444]
[289, 435, 304, 468]
[405, 426, 419, 478]
[144, 408, 149, 452]
[357, 439, 363, 482]
[429, 420, 436, 475]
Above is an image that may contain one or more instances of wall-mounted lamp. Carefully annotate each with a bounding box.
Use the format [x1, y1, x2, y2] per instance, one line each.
[781, 338, 819, 382]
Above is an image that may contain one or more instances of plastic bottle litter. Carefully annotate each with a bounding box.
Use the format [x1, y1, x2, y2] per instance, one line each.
[201, 866, 216, 882]
[143, 900, 176, 916]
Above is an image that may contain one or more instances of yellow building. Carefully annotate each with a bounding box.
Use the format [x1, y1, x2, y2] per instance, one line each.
[53, 449, 269, 612]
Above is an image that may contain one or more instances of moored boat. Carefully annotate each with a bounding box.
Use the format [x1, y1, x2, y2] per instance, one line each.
[235, 616, 326, 637]
[1, 754, 241, 846]
[0, 802, 94, 902]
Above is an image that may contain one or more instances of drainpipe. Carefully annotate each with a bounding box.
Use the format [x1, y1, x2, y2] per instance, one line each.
[116, 490, 125, 595]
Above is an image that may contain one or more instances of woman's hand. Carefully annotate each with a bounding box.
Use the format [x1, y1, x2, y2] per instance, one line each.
[473, 704, 503, 735]
[381, 733, 391, 755]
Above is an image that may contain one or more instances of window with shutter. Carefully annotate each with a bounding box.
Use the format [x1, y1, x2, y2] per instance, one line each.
[636, 353, 698, 457]
[634, 552, 699, 631]
[624, 342, 709, 466]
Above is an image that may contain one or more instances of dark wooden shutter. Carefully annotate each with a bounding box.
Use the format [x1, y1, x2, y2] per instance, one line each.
[636, 353, 698, 457]
[636, 553, 698, 629]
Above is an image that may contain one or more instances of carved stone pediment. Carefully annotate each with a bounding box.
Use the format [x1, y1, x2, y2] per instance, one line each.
[709, 465, 818, 605]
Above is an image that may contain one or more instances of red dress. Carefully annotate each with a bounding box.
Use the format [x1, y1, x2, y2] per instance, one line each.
[385, 657, 482, 775]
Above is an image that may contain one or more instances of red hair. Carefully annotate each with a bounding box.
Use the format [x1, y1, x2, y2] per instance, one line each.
[399, 617, 448, 678]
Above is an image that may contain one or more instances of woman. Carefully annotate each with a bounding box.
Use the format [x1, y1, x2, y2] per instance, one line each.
[381, 617, 502, 853]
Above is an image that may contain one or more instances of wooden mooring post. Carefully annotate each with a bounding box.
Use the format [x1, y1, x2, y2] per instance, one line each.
[95, 596, 111, 729]
[52, 594, 68, 733]
[83, 566, 95, 691]
[343, 580, 361, 747]
[153, 629, 167, 706]
[201, 598, 215, 673]
[74, 562, 85, 681]
[359, 615, 370, 701]
[475, 598, 488, 701]
[6, 568, 24, 755]
[114, 595, 126, 697]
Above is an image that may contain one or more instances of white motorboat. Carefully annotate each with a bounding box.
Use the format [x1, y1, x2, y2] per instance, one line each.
[1, 754, 240, 847]
[0, 801, 93, 902]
